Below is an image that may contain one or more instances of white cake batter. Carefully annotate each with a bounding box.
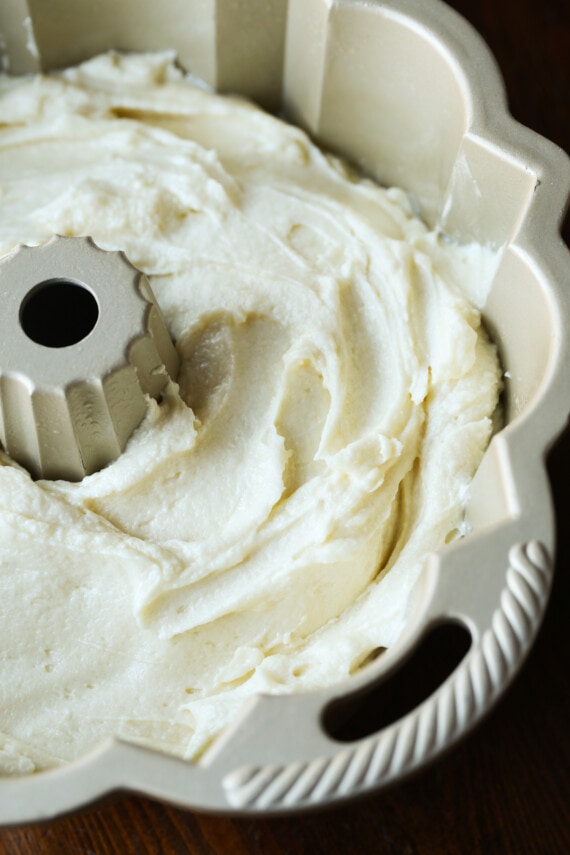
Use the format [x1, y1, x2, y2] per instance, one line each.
[0, 52, 501, 774]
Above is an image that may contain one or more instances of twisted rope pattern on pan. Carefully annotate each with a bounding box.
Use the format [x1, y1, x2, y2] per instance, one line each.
[223, 540, 552, 809]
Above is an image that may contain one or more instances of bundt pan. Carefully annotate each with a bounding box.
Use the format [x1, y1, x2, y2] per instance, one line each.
[0, 0, 569, 822]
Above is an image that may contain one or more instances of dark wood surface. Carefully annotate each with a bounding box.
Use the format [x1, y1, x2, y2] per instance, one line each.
[1, 0, 569, 852]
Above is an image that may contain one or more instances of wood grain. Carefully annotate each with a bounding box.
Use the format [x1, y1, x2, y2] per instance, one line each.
[1, 0, 569, 852]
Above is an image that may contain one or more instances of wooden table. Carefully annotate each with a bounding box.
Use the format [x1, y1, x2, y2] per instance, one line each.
[1, 0, 569, 851]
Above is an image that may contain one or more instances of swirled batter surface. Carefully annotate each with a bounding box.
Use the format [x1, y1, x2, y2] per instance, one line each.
[0, 53, 500, 774]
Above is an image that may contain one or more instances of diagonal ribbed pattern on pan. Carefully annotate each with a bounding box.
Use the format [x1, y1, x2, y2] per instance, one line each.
[221, 541, 553, 810]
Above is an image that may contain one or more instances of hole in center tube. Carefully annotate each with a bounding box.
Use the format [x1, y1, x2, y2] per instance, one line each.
[323, 621, 472, 742]
[20, 279, 99, 348]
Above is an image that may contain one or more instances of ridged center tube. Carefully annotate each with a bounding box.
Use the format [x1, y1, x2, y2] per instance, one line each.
[0, 236, 179, 481]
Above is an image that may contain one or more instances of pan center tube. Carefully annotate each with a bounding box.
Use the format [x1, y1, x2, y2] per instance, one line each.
[0, 236, 179, 481]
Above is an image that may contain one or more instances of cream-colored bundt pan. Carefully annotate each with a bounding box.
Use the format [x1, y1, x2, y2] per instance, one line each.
[0, 0, 569, 822]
